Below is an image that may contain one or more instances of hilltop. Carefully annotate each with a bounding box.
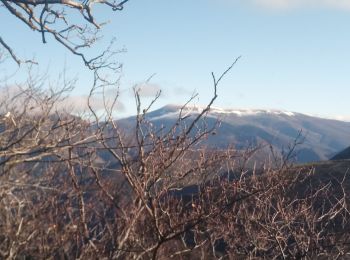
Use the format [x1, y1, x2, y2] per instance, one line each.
[117, 105, 350, 163]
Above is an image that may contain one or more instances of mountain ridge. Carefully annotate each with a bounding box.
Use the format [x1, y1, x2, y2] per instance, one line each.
[118, 105, 350, 163]
[150, 104, 349, 122]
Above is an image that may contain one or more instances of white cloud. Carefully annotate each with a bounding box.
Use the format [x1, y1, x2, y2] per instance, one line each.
[253, 0, 300, 9]
[327, 115, 350, 122]
[0, 85, 125, 115]
[237, 0, 350, 10]
[134, 83, 162, 98]
[55, 95, 125, 114]
[173, 86, 196, 97]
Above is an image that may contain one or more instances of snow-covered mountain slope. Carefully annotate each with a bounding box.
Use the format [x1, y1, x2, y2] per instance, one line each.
[118, 105, 350, 163]
[147, 105, 297, 119]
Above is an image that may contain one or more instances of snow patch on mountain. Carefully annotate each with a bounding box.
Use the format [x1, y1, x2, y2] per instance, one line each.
[150, 105, 296, 120]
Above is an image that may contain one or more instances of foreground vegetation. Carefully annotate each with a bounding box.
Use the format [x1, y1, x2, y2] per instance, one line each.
[1, 2, 350, 258]
[1, 69, 350, 259]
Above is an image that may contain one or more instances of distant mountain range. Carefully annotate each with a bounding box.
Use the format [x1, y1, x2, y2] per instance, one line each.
[331, 146, 350, 161]
[118, 105, 350, 163]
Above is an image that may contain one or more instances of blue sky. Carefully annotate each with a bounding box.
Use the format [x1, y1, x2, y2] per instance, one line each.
[1, 0, 350, 119]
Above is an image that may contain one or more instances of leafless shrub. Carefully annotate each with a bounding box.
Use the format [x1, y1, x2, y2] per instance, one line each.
[1, 0, 129, 68]
[0, 58, 350, 259]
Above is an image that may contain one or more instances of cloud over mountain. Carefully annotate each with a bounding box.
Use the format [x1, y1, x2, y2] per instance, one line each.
[268, 0, 349, 9]
[228, 0, 350, 11]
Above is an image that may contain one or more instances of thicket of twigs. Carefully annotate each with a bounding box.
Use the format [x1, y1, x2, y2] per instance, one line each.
[2, 1, 349, 258]
[1, 63, 350, 260]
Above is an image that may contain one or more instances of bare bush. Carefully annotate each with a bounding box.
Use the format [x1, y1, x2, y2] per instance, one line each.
[0, 58, 350, 259]
[0, 0, 129, 67]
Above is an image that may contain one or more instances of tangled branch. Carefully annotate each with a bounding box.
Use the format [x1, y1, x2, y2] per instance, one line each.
[0, 0, 129, 67]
